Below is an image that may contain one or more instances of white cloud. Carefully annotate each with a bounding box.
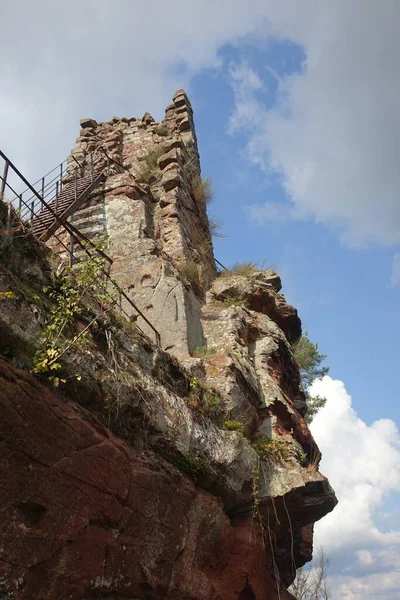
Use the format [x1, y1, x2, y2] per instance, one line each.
[334, 567, 400, 600]
[228, 2, 400, 249]
[309, 377, 400, 599]
[228, 63, 264, 134]
[357, 550, 374, 566]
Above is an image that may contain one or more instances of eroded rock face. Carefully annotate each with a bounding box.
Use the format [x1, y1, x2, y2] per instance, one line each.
[0, 359, 295, 600]
[209, 270, 301, 344]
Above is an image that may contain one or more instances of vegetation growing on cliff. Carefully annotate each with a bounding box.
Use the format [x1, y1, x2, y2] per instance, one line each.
[177, 260, 203, 296]
[185, 376, 221, 418]
[32, 239, 116, 384]
[210, 294, 249, 309]
[192, 176, 213, 204]
[223, 419, 245, 437]
[294, 333, 329, 424]
[218, 261, 259, 277]
[153, 126, 169, 137]
[208, 215, 225, 238]
[252, 433, 289, 462]
[189, 345, 218, 358]
[138, 145, 165, 181]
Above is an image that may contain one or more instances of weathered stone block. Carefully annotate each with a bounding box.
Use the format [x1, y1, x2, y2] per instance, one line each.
[179, 116, 191, 132]
[161, 167, 180, 191]
[158, 148, 179, 170]
[142, 112, 155, 124]
[79, 128, 94, 137]
[80, 117, 98, 128]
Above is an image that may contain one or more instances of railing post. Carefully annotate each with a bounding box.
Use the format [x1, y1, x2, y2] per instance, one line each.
[41, 177, 45, 199]
[69, 234, 74, 267]
[75, 166, 78, 201]
[30, 200, 34, 222]
[6, 201, 11, 231]
[0, 160, 9, 200]
[91, 153, 94, 182]
[18, 194, 22, 214]
[60, 163, 63, 193]
[55, 181, 59, 214]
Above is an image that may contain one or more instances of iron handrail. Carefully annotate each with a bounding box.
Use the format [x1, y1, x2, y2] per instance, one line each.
[214, 257, 228, 271]
[8, 146, 103, 223]
[0, 149, 161, 347]
[12, 145, 98, 202]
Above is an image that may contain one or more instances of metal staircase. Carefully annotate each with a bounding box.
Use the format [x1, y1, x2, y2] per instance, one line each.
[31, 172, 105, 241]
[0, 148, 161, 346]
[1, 148, 107, 241]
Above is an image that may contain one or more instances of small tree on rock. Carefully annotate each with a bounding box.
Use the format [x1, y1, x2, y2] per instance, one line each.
[294, 333, 329, 424]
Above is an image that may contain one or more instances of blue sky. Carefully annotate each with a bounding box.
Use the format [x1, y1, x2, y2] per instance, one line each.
[2, 2, 400, 597]
[192, 43, 400, 427]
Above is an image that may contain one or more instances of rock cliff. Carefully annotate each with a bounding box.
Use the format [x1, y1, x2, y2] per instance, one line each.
[0, 92, 337, 599]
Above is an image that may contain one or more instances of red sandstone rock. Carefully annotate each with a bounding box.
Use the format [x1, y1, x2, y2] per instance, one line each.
[0, 359, 294, 600]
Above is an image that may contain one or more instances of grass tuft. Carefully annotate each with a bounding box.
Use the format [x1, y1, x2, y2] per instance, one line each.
[211, 294, 249, 309]
[137, 146, 166, 181]
[208, 215, 225, 238]
[192, 177, 214, 204]
[190, 346, 218, 358]
[223, 419, 245, 437]
[154, 126, 169, 137]
[218, 261, 260, 278]
[178, 260, 203, 297]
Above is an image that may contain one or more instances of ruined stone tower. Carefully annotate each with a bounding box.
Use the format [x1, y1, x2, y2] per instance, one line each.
[48, 90, 216, 357]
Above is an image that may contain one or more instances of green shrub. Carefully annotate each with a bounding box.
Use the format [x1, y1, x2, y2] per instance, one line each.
[190, 346, 218, 358]
[154, 126, 169, 137]
[138, 145, 166, 181]
[205, 394, 220, 414]
[31, 237, 114, 386]
[0, 291, 16, 300]
[252, 433, 289, 462]
[185, 377, 221, 418]
[294, 332, 329, 424]
[223, 419, 244, 437]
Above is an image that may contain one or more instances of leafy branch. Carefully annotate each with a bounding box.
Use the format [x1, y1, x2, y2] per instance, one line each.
[294, 332, 329, 424]
[31, 238, 117, 385]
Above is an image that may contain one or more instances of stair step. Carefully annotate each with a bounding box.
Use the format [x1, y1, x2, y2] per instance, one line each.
[31, 172, 103, 236]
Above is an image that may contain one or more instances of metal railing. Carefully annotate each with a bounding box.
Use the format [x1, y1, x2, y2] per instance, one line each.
[214, 257, 228, 272]
[2, 147, 106, 225]
[0, 149, 161, 347]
